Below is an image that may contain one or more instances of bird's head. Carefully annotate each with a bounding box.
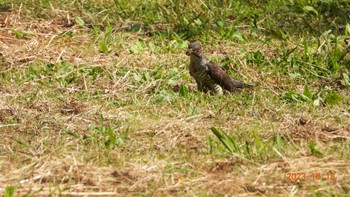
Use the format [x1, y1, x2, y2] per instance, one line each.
[186, 42, 203, 57]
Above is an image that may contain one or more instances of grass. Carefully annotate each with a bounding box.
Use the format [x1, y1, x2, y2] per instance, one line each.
[0, 0, 350, 196]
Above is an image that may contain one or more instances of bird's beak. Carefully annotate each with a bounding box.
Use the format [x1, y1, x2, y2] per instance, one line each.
[185, 48, 192, 56]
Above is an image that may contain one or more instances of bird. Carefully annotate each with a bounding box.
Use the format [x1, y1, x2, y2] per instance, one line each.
[185, 42, 253, 95]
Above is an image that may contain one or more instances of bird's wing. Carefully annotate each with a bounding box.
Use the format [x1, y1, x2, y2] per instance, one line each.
[206, 61, 238, 92]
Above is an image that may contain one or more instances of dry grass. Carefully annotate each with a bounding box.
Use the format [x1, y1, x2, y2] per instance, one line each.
[1, 2, 350, 196]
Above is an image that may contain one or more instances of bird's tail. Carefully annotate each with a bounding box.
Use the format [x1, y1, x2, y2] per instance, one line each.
[231, 79, 253, 89]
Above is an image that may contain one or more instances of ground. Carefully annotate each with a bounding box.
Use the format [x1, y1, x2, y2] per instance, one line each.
[0, 0, 350, 196]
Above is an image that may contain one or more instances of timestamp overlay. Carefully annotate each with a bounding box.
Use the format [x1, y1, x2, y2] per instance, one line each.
[286, 172, 336, 182]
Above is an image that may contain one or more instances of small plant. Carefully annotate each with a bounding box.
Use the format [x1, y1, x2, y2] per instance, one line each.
[210, 127, 287, 162]
[210, 127, 241, 155]
[74, 17, 85, 27]
[10, 28, 34, 39]
[92, 23, 114, 53]
[342, 73, 350, 86]
[128, 39, 145, 54]
[282, 84, 342, 106]
[4, 186, 17, 197]
[309, 141, 323, 157]
[246, 50, 266, 65]
[178, 85, 189, 98]
[86, 115, 126, 149]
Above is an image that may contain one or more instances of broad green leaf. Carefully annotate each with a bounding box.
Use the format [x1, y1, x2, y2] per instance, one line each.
[131, 24, 142, 32]
[75, 17, 85, 27]
[99, 41, 109, 53]
[116, 137, 124, 146]
[233, 31, 244, 42]
[303, 6, 318, 16]
[345, 24, 350, 35]
[10, 28, 25, 39]
[168, 68, 179, 78]
[303, 84, 312, 100]
[289, 72, 301, 79]
[343, 73, 350, 86]
[182, 16, 189, 25]
[143, 71, 151, 81]
[133, 73, 142, 82]
[156, 90, 176, 103]
[309, 141, 323, 157]
[194, 19, 202, 26]
[217, 21, 225, 27]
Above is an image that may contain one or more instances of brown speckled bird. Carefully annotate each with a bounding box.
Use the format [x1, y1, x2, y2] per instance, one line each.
[186, 42, 253, 94]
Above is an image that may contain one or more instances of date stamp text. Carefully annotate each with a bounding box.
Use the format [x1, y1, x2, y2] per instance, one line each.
[286, 172, 336, 181]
